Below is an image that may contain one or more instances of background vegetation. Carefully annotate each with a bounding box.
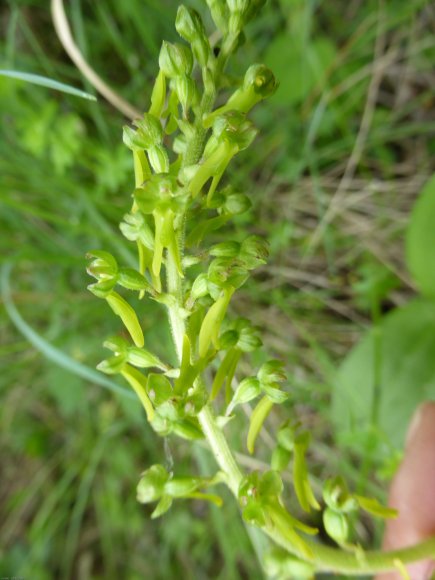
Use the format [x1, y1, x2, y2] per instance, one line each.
[1, 0, 434, 578]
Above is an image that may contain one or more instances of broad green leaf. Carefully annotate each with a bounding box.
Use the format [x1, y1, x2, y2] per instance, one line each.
[406, 174, 435, 298]
[106, 291, 144, 347]
[0, 69, 97, 100]
[331, 299, 435, 449]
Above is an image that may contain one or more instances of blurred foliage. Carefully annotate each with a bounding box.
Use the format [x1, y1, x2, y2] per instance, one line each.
[1, 0, 434, 578]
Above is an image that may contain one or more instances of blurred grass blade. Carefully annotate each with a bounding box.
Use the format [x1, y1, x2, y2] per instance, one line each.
[1, 262, 134, 400]
[0, 69, 97, 100]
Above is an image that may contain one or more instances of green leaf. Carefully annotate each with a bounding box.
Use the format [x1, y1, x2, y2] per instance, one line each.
[331, 298, 435, 449]
[406, 174, 435, 297]
[106, 291, 144, 348]
[0, 69, 97, 100]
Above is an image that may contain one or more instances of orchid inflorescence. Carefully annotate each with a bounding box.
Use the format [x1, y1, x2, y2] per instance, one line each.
[86, 1, 435, 577]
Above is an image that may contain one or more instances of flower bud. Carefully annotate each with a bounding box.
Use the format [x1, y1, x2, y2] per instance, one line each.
[175, 6, 211, 66]
[159, 41, 193, 78]
[175, 76, 199, 115]
[258, 359, 286, 385]
[133, 113, 163, 148]
[117, 268, 151, 292]
[147, 144, 170, 174]
[323, 508, 349, 545]
[232, 377, 261, 405]
[210, 241, 241, 258]
[164, 477, 200, 498]
[127, 347, 165, 370]
[218, 329, 238, 350]
[175, 5, 205, 42]
[137, 465, 169, 504]
[243, 64, 277, 98]
[191, 273, 209, 299]
[224, 193, 251, 215]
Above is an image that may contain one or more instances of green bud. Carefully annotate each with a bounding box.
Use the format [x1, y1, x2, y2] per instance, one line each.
[210, 241, 241, 258]
[127, 347, 165, 370]
[137, 464, 169, 504]
[237, 322, 262, 351]
[164, 477, 200, 498]
[175, 76, 199, 115]
[159, 41, 193, 78]
[86, 250, 118, 280]
[224, 193, 251, 215]
[117, 268, 152, 292]
[232, 377, 261, 405]
[133, 113, 163, 148]
[262, 384, 288, 404]
[205, 0, 228, 34]
[191, 273, 209, 299]
[240, 235, 269, 268]
[147, 144, 170, 174]
[218, 329, 238, 350]
[123, 125, 150, 150]
[208, 258, 248, 289]
[258, 359, 286, 385]
[213, 111, 258, 150]
[243, 64, 277, 98]
[175, 6, 210, 67]
[323, 508, 349, 545]
[175, 5, 204, 42]
[120, 212, 154, 249]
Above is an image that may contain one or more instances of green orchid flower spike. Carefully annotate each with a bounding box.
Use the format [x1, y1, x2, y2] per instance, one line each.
[86, 0, 435, 577]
